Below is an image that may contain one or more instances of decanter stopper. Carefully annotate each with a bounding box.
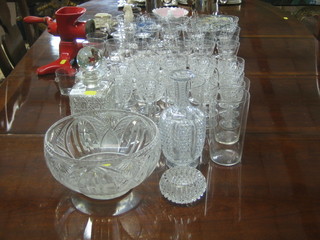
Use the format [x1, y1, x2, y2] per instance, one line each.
[77, 45, 103, 90]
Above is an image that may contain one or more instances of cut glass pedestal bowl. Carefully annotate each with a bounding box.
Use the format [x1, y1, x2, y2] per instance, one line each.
[44, 110, 161, 200]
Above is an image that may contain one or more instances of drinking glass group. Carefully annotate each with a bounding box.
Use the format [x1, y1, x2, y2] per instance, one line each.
[70, 11, 250, 204]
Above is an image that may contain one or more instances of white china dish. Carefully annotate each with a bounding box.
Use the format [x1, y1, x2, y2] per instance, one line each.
[152, 7, 189, 19]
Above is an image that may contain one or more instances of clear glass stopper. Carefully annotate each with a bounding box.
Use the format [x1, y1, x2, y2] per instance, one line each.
[159, 166, 207, 204]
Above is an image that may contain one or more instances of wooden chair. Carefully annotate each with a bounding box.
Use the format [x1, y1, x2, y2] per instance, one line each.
[0, 0, 27, 77]
[14, 0, 40, 46]
[0, 41, 13, 77]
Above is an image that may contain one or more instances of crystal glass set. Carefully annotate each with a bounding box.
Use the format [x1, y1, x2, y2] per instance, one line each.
[48, 12, 249, 204]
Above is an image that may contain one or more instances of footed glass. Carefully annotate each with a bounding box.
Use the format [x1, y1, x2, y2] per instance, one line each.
[159, 70, 206, 168]
[44, 110, 161, 200]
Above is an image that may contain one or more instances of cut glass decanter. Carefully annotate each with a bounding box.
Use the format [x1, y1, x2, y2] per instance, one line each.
[159, 69, 206, 168]
[69, 46, 114, 114]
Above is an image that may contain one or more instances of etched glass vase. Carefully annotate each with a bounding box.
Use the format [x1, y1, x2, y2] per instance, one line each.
[159, 69, 206, 168]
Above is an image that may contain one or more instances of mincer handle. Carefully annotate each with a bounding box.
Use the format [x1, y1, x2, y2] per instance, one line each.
[23, 16, 52, 24]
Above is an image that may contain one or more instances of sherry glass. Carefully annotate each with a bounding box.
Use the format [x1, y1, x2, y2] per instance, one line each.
[217, 56, 245, 86]
[159, 53, 188, 106]
[110, 62, 135, 110]
[134, 57, 165, 120]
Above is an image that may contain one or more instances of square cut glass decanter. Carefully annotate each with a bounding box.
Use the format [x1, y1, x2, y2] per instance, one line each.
[159, 70, 206, 168]
[69, 46, 114, 114]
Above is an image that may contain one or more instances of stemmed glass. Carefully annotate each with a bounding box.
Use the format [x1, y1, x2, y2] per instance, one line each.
[133, 56, 165, 120]
[214, 0, 228, 15]
[110, 62, 135, 110]
[217, 56, 245, 86]
[136, 73, 164, 120]
[159, 53, 188, 106]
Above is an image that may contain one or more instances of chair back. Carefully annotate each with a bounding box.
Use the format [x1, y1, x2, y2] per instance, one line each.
[0, 0, 27, 77]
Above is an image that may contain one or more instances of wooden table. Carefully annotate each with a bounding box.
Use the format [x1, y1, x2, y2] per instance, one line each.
[0, 0, 320, 239]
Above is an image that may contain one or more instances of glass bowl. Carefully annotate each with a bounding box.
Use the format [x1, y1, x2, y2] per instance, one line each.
[44, 110, 161, 200]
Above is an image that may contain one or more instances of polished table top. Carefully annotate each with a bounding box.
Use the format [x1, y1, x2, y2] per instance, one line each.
[0, 0, 320, 239]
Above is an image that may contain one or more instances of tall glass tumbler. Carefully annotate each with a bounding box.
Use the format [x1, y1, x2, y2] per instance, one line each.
[55, 67, 77, 96]
[209, 88, 250, 166]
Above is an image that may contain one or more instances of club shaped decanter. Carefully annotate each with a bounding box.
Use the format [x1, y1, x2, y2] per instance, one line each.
[159, 70, 206, 168]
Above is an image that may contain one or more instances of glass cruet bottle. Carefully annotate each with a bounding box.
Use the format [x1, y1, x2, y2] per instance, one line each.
[159, 69, 206, 168]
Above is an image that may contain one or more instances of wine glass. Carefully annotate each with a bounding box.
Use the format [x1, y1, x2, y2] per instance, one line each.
[110, 62, 135, 110]
[135, 65, 165, 121]
[214, 0, 229, 15]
